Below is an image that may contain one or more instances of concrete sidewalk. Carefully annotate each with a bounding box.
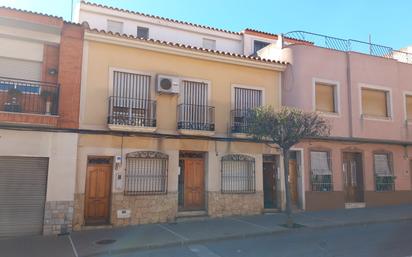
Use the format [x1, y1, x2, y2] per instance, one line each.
[2, 204, 412, 257]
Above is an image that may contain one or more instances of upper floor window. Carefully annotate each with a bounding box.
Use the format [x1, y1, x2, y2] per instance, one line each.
[108, 70, 156, 127]
[405, 94, 412, 121]
[221, 154, 255, 193]
[310, 151, 333, 192]
[374, 152, 395, 192]
[137, 26, 149, 39]
[315, 82, 338, 113]
[361, 88, 391, 118]
[231, 86, 263, 133]
[125, 151, 168, 195]
[202, 38, 216, 50]
[253, 40, 270, 55]
[107, 20, 123, 34]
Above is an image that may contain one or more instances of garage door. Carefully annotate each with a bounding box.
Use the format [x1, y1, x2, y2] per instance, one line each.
[0, 157, 48, 238]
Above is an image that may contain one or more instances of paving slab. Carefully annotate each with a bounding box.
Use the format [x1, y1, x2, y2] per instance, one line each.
[162, 217, 270, 242]
[0, 235, 75, 257]
[71, 224, 182, 257]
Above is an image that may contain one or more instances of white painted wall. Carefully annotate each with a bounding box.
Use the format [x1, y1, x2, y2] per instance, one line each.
[77, 3, 244, 54]
[0, 130, 78, 202]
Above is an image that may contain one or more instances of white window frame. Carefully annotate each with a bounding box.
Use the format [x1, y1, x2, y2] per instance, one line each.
[178, 77, 211, 105]
[202, 38, 216, 50]
[312, 78, 340, 116]
[108, 67, 155, 98]
[359, 83, 393, 121]
[107, 19, 124, 34]
[230, 84, 266, 109]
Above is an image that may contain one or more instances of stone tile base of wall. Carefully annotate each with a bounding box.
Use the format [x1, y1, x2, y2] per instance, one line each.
[72, 192, 178, 230]
[111, 192, 178, 226]
[207, 191, 264, 218]
[43, 201, 74, 235]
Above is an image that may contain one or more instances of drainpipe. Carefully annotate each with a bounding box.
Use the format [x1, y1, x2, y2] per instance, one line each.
[346, 51, 354, 138]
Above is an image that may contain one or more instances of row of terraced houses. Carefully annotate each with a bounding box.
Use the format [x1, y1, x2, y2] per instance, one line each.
[1, 1, 412, 237]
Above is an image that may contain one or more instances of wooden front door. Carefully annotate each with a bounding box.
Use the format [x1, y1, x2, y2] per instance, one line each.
[342, 152, 364, 203]
[182, 158, 205, 210]
[263, 161, 277, 208]
[288, 159, 298, 206]
[85, 158, 112, 225]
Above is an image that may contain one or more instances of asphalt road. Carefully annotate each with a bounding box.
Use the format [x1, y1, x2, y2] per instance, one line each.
[112, 220, 412, 257]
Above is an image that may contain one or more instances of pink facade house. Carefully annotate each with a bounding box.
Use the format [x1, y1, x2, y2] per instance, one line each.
[259, 31, 412, 210]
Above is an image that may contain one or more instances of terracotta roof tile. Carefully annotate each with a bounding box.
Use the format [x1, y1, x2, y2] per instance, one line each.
[243, 28, 313, 45]
[86, 28, 288, 66]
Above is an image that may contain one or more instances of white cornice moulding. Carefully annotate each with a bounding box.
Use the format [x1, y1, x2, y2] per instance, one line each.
[84, 32, 286, 71]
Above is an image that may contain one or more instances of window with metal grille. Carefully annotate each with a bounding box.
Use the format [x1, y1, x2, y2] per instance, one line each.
[231, 87, 262, 133]
[374, 152, 395, 192]
[310, 151, 333, 192]
[125, 151, 168, 195]
[221, 154, 255, 193]
[137, 26, 149, 39]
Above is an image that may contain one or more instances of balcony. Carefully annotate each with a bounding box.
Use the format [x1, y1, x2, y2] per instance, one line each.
[108, 96, 157, 132]
[230, 109, 253, 137]
[0, 77, 59, 114]
[0, 77, 59, 126]
[284, 31, 412, 64]
[177, 104, 215, 136]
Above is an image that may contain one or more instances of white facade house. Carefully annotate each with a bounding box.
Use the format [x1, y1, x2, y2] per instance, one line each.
[75, 1, 281, 56]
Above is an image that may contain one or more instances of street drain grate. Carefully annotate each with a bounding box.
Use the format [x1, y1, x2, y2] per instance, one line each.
[95, 239, 117, 245]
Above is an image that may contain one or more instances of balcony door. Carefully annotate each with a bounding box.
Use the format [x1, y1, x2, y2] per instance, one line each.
[178, 80, 210, 130]
[110, 71, 153, 126]
[232, 87, 262, 133]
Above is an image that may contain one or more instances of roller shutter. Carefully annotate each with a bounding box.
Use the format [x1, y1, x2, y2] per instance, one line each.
[0, 157, 48, 238]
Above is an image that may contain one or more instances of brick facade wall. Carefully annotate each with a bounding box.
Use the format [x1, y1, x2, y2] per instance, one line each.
[56, 23, 83, 129]
[207, 192, 263, 217]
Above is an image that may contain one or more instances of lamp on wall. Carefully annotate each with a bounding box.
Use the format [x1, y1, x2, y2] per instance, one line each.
[48, 68, 58, 76]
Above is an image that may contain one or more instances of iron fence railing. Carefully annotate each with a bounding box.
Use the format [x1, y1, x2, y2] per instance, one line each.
[284, 31, 412, 64]
[177, 104, 215, 131]
[108, 96, 156, 127]
[311, 174, 333, 192]
[375, 175, 395, 192]
[0, 76, 59, 115]
[230, 109, 254, 134]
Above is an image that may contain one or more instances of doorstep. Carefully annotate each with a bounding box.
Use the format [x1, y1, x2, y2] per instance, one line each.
[345, 202, 366, 209]
[263, 208, 281, 214]
[81, 224, 113, 231]
[176, 210, 208, 222]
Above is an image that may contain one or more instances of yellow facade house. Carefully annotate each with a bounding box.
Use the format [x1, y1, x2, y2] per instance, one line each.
[73, 27, 286, 229]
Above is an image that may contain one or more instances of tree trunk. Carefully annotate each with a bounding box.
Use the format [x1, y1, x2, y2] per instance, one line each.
[283, 148, 293, 227]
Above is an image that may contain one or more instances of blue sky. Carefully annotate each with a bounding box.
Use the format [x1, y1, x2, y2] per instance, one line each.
[1, 0, 411, 49]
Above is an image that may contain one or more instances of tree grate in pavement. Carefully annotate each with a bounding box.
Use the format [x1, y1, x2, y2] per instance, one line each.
[94, 239, 117, 245]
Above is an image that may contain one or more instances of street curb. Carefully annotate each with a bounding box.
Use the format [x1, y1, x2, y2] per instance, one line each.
[80, 217, 412, 257]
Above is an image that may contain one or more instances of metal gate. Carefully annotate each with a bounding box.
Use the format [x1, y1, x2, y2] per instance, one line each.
[0, 157, 48, 237]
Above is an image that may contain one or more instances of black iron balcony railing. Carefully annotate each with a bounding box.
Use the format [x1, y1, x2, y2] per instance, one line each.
[0, 76, 59, 115]
[284, 31, 412, 64]
[230, 109, 254, 134]
[375, 175, 395, 192]
[108, 96, 156, 127]
[177, 104, 215, 131]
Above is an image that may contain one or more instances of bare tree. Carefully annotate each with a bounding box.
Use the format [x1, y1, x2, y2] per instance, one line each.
[247, 106, 330, 227]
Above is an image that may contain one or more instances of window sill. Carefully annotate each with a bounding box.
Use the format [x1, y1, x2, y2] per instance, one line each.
[177, 129, 215, 137]
[231, 132, 252, 139]
[361, 115, 392, 122]
[108, 124, 157, 133]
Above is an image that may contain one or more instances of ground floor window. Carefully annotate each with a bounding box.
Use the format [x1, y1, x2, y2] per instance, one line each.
[125, 151, 168, 195]
[310, 151, 333, 192]
[374, 152, 395, 192]
[221, 154, 255, 193]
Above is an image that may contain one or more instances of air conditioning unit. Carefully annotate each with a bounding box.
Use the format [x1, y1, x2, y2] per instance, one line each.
[156, 75, 180, 94]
